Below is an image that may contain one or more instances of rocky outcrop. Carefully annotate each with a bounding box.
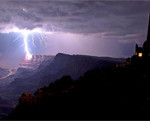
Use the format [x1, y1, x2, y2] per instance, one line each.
[19, 55, 54, 69]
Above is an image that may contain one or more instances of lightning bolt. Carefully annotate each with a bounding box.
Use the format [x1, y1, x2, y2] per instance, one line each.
[11, 27, 53, 60]
[23, 31, 32, 60]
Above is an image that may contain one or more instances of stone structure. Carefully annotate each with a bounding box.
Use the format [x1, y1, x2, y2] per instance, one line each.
[135, 14, 150, 59]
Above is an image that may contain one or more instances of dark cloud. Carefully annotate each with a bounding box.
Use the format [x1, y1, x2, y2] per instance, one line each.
[0, 0, 149, 44]
[0, 1, 148, 32]
[0, 0, 150, 67]
[0, 0, 149, 38]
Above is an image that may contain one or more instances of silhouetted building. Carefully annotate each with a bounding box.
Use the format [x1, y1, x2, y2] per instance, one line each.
[135, 14, 150, 59]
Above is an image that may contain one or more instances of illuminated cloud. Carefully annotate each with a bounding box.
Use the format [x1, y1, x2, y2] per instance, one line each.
[0, 0, 149, 67]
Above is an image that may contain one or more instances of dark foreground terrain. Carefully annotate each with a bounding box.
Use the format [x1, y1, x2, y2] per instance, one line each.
[4, 56, 150, 120]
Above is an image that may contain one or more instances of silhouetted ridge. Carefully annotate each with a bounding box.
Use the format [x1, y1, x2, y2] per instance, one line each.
[2, 53, 124, 99]
[0, 53, 125, 119]
[6, 57, 150, 119]
[55, 53, 71, 57]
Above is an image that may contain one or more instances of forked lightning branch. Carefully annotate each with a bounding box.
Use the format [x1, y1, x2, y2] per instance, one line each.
[11, 28, 53, 60]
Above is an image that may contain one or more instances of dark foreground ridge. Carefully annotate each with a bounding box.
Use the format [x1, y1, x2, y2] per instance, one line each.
[4, 57, 150, 119]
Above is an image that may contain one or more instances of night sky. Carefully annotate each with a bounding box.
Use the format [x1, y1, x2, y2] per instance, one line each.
[0, 0, 150, 67]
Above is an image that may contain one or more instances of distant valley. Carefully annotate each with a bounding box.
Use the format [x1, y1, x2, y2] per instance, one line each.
[0, 53, 125, 118]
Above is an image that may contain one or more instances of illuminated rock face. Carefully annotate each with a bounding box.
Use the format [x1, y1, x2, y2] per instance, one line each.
[19, 92, 32, 105]
[19, 55, 53, 69]
[19, 89, 45, 105]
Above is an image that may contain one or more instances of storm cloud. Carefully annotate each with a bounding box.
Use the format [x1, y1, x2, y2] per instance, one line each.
[0, 0, 149, 35]
[0, 0, 150, 67]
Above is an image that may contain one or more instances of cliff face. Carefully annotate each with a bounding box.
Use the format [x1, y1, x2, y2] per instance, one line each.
[0, 55, 54, 88]
[19, 55, 54, 69]
[38, 53, 125, 87]
[0, 53, 125, 108]
[8, 53, 125, 95]
[6, 59, 150, 119]
[19, 76, 74, 105]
